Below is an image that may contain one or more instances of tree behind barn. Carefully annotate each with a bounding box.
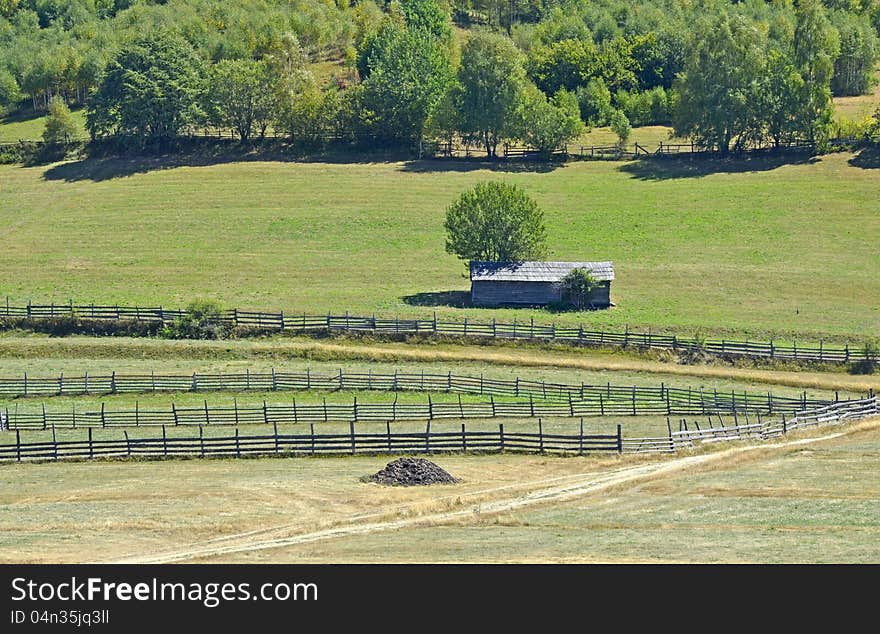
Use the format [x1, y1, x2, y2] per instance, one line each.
[444, 181, 548, 264]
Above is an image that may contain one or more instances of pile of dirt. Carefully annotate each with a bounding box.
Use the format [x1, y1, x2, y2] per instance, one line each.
[362, 458, 458, 486]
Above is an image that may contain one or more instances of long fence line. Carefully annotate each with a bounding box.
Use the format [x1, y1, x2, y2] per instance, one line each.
[0, 420, 622, 463]
[1, 302, 872, 364]
[626, 396, 879, 454]
[0, 368, 837, 413]
[1, 382, 852, 431]
[2, 397, 876, 464]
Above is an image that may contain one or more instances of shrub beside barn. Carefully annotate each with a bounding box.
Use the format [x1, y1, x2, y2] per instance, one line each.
[469, 261, 614, 307]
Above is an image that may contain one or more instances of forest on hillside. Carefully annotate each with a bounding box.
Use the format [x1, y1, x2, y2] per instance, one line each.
[1, 0, 878, 155]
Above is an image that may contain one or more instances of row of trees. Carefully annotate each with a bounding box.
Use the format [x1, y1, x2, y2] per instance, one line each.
[8, 0, 880, 156]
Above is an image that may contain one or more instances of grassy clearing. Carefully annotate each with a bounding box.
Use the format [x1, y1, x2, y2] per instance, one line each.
[204, 419, 880, 563]
[3, 335, 875, 393]
[1, 152, 877, 341]
[3, 419, 877, 563]
[0, 108, 88, 143]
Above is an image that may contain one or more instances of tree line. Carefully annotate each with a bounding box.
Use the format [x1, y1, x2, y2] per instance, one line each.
[4, 0, 879, 156]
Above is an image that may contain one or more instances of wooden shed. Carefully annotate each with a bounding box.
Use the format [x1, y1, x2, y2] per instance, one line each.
[469, 261, 614, 308]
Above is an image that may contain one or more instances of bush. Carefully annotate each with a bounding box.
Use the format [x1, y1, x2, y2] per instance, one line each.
[0, 317, 160, 337]
[850, 340, 879, 374]
[560, 268, 600, 310]
[160, 300, 228, 340]
[576, 78, 614, 126]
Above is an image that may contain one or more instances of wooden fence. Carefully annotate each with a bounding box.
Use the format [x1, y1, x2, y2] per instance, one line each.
[0, 421, 622, 463]
[0, 368, 836, 414]
[1, 302, 873, 364]
[666, 396, 878, 451]
[2, 397, 875, 464]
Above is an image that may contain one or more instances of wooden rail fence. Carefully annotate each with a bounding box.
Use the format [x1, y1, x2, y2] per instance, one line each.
[1, 302, 873, 364]
[0, 421, 622, 463]
[626, 396, 879, 454]
[0, 369, 837, 414]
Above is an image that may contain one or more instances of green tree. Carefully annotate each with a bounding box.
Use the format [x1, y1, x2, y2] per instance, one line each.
[760, 48, 805, 148]
[610, 109, 631, 148]
[87, 33, 205, 140]
[527, 38, 597, 95]
[830, 11, 878, 96]
[515, 86, 584, 155]
[456, 32, 528, 157]
[398, 0, 452, 41]
[444, 181, 548, 263]
[0, 68, 21, 115]
[208, 59, 276, 143]
[360, 19, 453, 144]
[794, 0, 840, 143]
[673, 14, 766, 154]
[280, 81, 338, 148]
[560, 268, 600, 310]
[576, 78, 613, 126]
[42, 95, 78, 145]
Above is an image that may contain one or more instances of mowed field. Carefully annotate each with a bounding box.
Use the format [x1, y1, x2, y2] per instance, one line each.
[2, 419, 877, 564]
[1, 150, 878, 341]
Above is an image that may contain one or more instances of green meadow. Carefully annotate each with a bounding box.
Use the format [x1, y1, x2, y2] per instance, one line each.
[1, 150, 877, 342]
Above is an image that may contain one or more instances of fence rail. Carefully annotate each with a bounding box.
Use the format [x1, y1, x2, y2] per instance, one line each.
[663, 396, 878, 451]
[1, 302, 872, 364]
[0, 368, 837, 414]
[0, 422, 621, 463]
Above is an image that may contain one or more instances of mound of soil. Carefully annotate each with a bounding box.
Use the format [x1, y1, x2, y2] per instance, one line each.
[363, 457, 458, 487]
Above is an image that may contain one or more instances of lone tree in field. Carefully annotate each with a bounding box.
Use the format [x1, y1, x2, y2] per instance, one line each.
[561, 268, 600, 309]
[42, 97, 79, 146]
[444, 181, 548, 264]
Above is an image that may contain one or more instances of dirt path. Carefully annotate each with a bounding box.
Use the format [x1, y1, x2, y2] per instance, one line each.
[109, 427, 862, 564]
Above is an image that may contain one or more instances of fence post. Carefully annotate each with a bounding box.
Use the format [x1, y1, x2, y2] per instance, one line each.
[273, 421, 279, 454]
[191, 372, 197, 392]
[538, 418, 544, 454]
[310, 423, 316, 455]
[171, 403, 178, 426]
[425, 420, 431, 453]
[632, 385, 637, 415]
[782, 414, 787, 435]
[350, 420, 356, 455]
[110, 371, 116, 394]
[23, 371, 27, 397]
[88, 427, 93, 460]
[617, 424, 622, 454]
[428, 395, 433, 420]
[353, 396, 358, 422]
[162, 425, 167, 456]
[499, 423, 505, 453]
[235, 428, 241, 458]
[272, 367, 277, 391]
[15, 429, 21, 462]
[199, 425, 205, 457]
[387, 421, 392, 453]
[42, 403, 47, 430]
[579, 418, 584, 455]
[125, 430, 130, 458]
[264, 400, 269, 425]
[58, 372, 63, 395]
[100, 402, 106, 428]
[51, 424, 57, 460]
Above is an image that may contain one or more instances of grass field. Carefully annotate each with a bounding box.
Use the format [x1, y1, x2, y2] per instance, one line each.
[2, 419, 877, 563]
[1, 151, 878, 341]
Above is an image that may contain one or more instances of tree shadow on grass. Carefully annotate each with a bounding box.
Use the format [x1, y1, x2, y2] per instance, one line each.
[41, 141, 419, 182]
[619, 152, 820, 181]
[401, 290, 472, 308]
[849, 144, 880, 169]
[41, 144, 568, 182]
[399, 158, 567, 174]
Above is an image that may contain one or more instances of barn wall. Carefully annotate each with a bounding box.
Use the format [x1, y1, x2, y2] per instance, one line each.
[471, 280, 612, 307]
[471, 281, 560, 306]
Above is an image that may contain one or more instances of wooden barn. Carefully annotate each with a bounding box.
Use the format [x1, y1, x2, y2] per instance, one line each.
[469, 261, 614, 308]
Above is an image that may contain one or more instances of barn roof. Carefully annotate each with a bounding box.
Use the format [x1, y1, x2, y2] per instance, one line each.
[469, 261, 615, 283]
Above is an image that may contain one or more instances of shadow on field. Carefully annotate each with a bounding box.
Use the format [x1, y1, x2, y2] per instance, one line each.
[41, 148, 567, 182]
[619, 152, 819, 180]
[402, 290, 472, 308]
[849, 144, 880, 169]
[400, 158, 565, 174]
[41, 151, 418, 183]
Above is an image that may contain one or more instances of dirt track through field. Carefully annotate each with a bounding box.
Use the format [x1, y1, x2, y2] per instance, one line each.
[107, 427, 865, 564]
